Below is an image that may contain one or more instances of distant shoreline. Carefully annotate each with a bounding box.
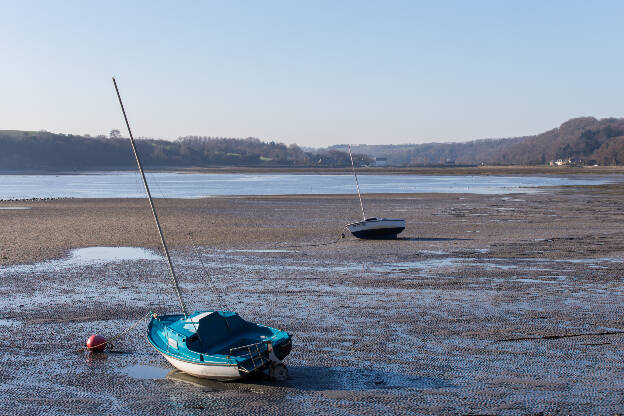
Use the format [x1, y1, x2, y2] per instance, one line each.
[2, 165, 624, 176]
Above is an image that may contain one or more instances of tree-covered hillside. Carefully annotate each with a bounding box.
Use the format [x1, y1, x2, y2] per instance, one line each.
[330, 117, 624, 166]
[3, 116, 624, 171]
[0, 131, 371, 171]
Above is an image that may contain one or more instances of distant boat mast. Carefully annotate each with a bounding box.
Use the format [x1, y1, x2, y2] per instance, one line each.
[348, 144, 366, 221]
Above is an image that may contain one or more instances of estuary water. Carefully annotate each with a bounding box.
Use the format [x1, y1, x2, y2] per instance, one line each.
[0, 172, 611, 199]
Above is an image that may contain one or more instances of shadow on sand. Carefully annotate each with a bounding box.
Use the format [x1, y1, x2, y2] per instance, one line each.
[166, 366, 450, 392]
[397, 237, 472, 242]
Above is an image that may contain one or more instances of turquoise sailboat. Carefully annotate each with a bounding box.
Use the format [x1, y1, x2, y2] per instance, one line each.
[113, 78, 292, 381]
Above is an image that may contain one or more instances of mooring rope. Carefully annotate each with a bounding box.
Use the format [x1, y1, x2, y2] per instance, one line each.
[278, 227, 348, 249]
[497, 330, 624, 342]
[78, 311, 152, 352]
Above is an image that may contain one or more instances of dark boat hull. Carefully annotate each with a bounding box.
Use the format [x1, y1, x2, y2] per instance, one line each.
[351, 227, 405, 239]
[346, 218, 406, 239]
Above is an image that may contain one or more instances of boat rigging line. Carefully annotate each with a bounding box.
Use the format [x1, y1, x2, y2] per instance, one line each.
[112, 77, 188, 317]
[348, 144, 366, 221]
[187, 232, 229, 311]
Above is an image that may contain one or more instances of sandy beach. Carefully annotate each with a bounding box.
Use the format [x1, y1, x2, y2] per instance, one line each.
[1, 184, 624, 414]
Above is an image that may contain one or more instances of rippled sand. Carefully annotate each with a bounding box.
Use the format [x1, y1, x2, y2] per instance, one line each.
[1, 185, 624, 414]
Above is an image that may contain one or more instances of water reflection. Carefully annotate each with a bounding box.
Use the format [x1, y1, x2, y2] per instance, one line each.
[120, 364, 170, 379]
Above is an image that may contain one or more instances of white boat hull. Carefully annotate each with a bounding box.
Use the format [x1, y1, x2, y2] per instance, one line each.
[347, 218, 406, 239]
[160, 351, 243, 381]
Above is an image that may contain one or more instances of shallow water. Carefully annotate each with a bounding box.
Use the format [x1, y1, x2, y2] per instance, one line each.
[0, 172, 612, 199]
[5, 247, 621, 281]
[0, 247, 162, 276]
[69, 247, 162, 263]
[120, 365, 170, 379]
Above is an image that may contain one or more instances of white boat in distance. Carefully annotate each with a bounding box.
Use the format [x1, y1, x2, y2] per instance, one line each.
[345, 145, 406, 239]
[346, 218, 406, 239]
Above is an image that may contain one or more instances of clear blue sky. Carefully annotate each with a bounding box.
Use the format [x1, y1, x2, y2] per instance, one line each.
[2, 1, 623, 146]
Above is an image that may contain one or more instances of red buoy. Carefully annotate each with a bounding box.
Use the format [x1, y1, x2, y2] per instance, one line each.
[86, 334, 107, 352]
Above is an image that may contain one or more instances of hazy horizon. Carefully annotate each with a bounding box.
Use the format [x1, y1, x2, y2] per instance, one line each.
[2, 1, 623, 147]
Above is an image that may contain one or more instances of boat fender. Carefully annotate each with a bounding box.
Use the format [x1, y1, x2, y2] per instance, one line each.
[86, 334, 107, 352]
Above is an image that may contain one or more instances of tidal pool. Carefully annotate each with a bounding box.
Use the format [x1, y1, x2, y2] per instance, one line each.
[0, 247, 162, 276]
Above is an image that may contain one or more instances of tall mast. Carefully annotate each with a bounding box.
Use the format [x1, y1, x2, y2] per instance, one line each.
[112, 77, 188, 317]
[348, 144, 366, 221]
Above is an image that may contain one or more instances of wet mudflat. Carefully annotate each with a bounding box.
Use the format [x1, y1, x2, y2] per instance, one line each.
[1, 184, 624, 414]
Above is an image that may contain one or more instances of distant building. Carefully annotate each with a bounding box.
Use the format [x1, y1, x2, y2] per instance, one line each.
[374, 157, 388, 167]
[549, 159, 566, 166]
[549, 158, 584, 167]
